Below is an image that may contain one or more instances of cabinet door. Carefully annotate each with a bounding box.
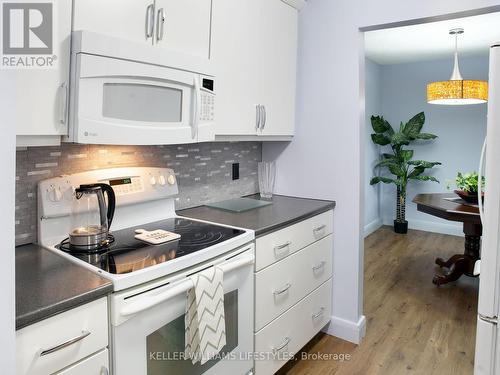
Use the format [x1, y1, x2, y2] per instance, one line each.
[73, 0, 154, 45]
[211, 0, 262, 136]
[15, 0, 72, 145]
[258, 0, 297, 136]
[154, 0, 211, 59]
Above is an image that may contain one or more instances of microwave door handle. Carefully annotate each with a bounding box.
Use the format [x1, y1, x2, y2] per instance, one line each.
[120, 253, 254, 317]
[192, 77, 201, 139]
[145, 3, 154, 39]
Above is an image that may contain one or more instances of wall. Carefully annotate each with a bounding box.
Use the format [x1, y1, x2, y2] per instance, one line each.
[378, 55, 488, 235]
[16, 142, 261, 246]
[263, 0, 500, 344]
[364, 58, 383, 236]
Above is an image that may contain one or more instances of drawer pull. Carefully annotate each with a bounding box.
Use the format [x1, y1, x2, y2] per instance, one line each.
[274, 241, 291, 256]
[272, 336, 291, 354]
[39, 330, 91, 357]
[312, 307, 325, 320]
[313, 224, 326, 234]
[273, 283, 292, 296]
[101, 367, 109, 375]
[312, 261, 326, 272]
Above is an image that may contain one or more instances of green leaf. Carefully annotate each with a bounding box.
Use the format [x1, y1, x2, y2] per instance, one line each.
[407, 160, 441, 168]
[388, 164, 404, 177]
[400, 150, 414, 162]
[391, 132, 410, 146]
[404, 112, 425, 137]
[371, 116, 391, 134]
[414, 133, 438, 140]
[374, 159, 399, 169]
[408, 166, 425, 178]
[382, 153, 396, 159]
[409, 175, 439, 183]
[370, 176, 398, 185]
[371, 133, 391, 146]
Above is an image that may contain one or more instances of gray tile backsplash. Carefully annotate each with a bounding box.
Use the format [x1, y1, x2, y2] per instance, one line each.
[16, 142, 262, 246]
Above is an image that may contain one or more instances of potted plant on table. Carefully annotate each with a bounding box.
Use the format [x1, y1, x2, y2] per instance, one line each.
[448, 172, 485, 204]
[370, 112, 441, 234]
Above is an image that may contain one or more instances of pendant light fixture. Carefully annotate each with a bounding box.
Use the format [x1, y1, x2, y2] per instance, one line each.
[427, 28, 488, 105]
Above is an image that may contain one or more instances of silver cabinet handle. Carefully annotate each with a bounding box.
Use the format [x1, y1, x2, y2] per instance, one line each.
[273, 283, 291, 296]
[255, 105, 261, 130]
[39, 331, 91, 356]
[313, 224, 326, 234]
[100, 367, 109, 375]
[145, 4, 155, 39]
[312, 261, 326, 272]
[274, 241, 291, 257]
[262, 105, 267, 130]
[272, 337, 291, 354]
[156, 8, 165, 41]
[312, 307, 325, 319]
[59, 82, 68, 125]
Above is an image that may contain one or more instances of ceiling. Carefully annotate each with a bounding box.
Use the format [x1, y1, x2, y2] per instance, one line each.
[365, 12, 500, 65]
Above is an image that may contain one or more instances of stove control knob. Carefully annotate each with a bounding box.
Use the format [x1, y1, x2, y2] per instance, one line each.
[158, 175, 166, 186]
[167, 174, 176, 185]
[49, 187, 63, 202]
[150, 176, 157, 186]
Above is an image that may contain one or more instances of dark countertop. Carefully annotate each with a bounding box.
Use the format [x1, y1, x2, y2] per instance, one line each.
[178, 194, 336, 237]
[16, 244, 113, 330]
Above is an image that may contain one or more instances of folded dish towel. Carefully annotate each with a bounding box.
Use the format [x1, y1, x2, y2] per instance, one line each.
[185, 266, 226, 365]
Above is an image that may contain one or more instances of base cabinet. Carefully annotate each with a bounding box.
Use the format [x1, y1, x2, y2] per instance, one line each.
[16, 298, 109, 375]
[253, 211, 334, 374]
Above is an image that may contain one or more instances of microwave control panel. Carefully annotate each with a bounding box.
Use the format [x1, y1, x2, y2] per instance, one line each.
[200, 77, 215, 122]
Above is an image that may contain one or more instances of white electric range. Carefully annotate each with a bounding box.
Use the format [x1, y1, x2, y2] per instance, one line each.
[37, 167, 255, 375]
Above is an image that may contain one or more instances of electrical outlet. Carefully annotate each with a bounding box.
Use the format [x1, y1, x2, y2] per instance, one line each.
[232, 163, 240, 180]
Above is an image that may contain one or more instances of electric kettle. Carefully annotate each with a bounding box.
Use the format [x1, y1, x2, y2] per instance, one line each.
[69, 183, 116, 250]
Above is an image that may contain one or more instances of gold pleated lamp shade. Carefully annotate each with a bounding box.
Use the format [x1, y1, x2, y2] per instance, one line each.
[427, 80, 488, 105]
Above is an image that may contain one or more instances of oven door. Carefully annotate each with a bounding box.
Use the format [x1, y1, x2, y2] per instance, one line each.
[70, 53, 202, 145]
[111, 246, 254, 375]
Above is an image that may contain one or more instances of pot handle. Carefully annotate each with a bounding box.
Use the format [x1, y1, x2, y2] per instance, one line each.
[95, 183, 116, 229]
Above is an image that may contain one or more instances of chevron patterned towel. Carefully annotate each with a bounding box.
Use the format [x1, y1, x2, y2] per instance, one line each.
[185, 266, 226, 365]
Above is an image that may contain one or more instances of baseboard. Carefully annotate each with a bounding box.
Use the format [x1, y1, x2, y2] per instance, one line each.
[364, 218, 383, 237]
[323, 315, 366, 344]
[382, 217, 463, 237]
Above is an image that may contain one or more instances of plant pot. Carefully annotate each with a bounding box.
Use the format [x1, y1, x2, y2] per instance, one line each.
[454, 189, 483, 204]
[394, 220, 408, 234]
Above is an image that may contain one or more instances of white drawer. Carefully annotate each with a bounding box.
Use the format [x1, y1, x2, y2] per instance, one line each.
[55, 349, 109, 375]
[16, 298, 108, 375]
[254, 279, 332, 375]
[256, 210, 333, 271]
[255, 235, 332, 331]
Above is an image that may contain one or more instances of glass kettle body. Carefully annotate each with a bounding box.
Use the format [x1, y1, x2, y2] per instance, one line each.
[69, 183, 116, 250]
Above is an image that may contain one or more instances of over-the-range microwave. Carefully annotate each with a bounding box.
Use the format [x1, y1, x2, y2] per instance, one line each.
[67, 31, 215, 145]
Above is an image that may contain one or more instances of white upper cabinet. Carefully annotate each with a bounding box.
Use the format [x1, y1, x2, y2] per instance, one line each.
[155, 0, 212, 58]
[210, 0, 263, 136]
[258, 0, 297, 137]
[15, 0, 72, 147]
[73, 0, 212, 59]
[212, 0, 298, 139]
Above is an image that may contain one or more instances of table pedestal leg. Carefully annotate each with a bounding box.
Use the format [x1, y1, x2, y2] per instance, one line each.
[432, 223, 481, 286]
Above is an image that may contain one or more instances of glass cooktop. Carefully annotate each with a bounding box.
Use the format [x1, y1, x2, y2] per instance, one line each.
[56, 218, 244, 274]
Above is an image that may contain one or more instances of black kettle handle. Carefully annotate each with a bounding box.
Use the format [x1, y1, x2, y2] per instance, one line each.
[95, 183, 116, 229]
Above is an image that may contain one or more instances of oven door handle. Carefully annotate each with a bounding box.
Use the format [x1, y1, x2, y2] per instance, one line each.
[120, 252, 254, 317]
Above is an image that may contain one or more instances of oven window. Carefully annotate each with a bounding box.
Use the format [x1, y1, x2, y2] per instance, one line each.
[103, 83, 182, 123]
[147, 290, 238, 375]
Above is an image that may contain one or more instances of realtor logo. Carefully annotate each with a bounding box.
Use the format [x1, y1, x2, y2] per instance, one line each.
[1, 1, 56, 68]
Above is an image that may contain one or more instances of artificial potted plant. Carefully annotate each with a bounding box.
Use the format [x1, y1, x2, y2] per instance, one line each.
[370, 112, 441, 234]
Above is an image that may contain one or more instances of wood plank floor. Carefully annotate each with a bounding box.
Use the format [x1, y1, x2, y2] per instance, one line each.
[277, 226, 479, 375]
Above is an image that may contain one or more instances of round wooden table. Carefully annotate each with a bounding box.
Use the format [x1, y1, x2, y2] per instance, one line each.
[412, 193, 481, 286]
